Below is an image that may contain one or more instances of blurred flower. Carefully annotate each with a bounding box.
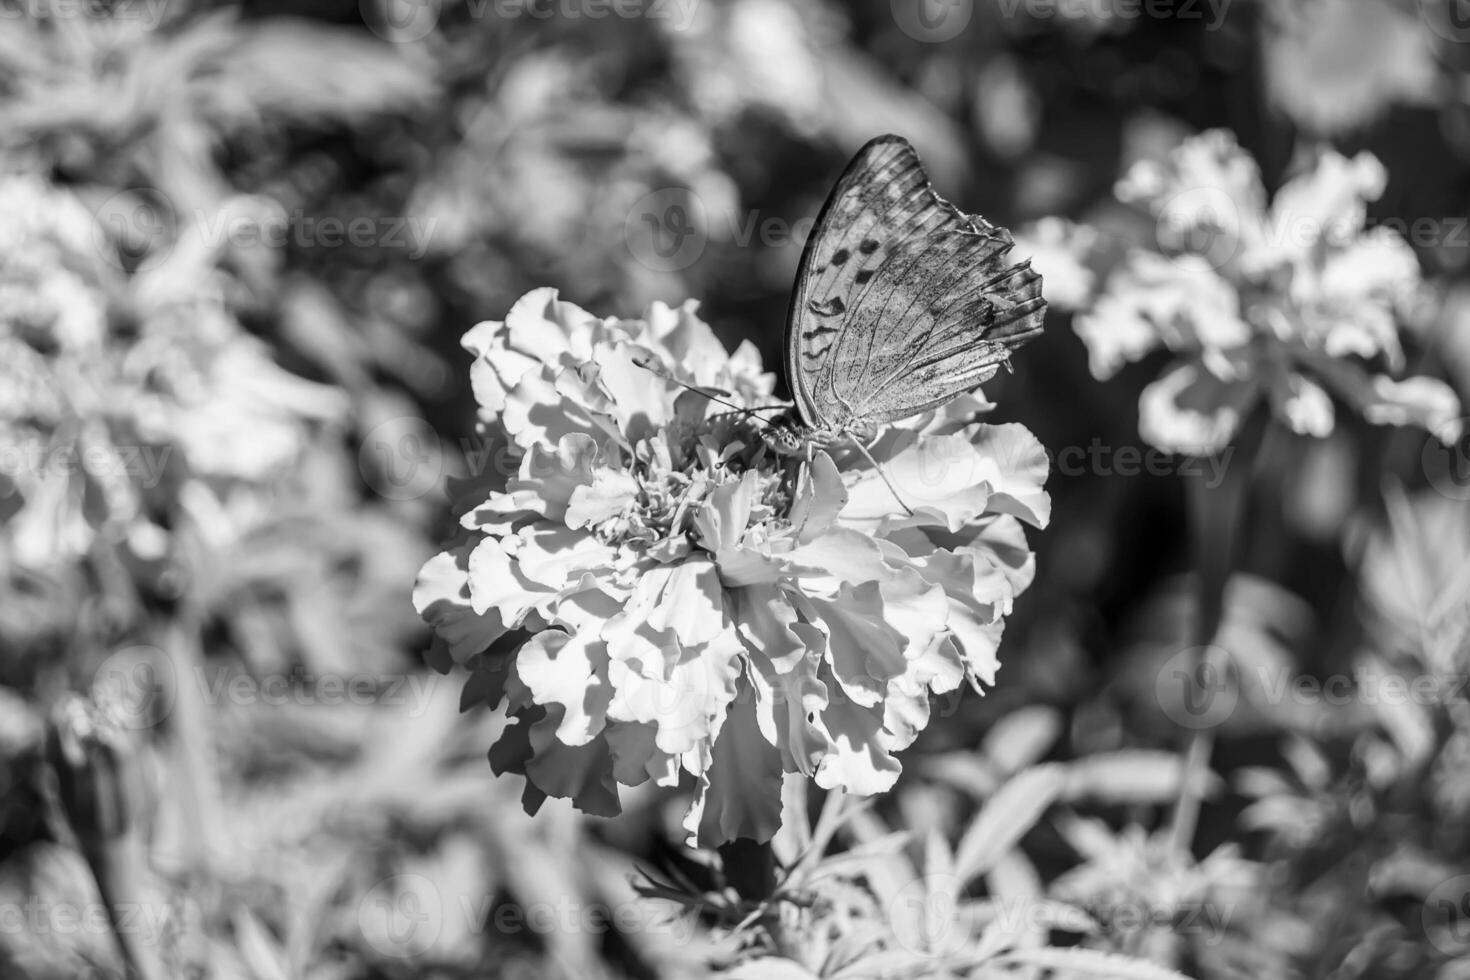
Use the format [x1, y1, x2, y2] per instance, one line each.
[1074, 130, 1461, 454]
[1051, 816, 1264, 966]
[668, 0, 829, 133]
[1262, 0, 1438, 136]
[0, 175, 347, 572]
[1357, 488, 1470, 678]
[1012, 217, 1099, 312]
[416, 289, 1049, 847]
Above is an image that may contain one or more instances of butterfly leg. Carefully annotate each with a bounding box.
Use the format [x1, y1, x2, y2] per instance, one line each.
[852, 438, 914, 517]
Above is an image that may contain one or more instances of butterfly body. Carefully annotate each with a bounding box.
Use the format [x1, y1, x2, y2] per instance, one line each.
[775, 134, 1046, 457]
[765, 409, 873, 456]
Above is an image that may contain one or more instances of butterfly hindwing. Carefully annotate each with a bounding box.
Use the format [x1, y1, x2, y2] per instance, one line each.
[784, 135, 1045, 431]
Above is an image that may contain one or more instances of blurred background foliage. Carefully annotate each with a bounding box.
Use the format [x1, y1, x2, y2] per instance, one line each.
[1, 0, 1469, 977]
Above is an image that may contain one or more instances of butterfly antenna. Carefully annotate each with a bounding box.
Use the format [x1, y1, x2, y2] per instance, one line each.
[852, 438, 914, 517]
[632, 355, 786, 423]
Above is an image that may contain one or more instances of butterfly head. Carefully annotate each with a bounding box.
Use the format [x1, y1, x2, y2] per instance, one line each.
[762, 410, 874, 457]
[762, 407, 807, 456]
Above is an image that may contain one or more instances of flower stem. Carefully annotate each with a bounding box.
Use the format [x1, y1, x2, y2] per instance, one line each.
[47, 696, 168, 980]
[1168, 410, 1271, 854]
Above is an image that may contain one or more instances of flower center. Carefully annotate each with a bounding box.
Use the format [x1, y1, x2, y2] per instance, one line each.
[591, 415, 793, 552]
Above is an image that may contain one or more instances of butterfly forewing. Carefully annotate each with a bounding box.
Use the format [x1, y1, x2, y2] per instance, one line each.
[784, 136, 930, 428]
[784, 135, 1045, 432]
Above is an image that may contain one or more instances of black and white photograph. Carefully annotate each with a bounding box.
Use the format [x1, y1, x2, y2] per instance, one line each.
[2, 1, 1470, 977]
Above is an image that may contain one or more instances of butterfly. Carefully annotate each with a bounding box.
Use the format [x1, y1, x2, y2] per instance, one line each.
[635, 134, 1044, 511]
[769, 134, 1046, 459]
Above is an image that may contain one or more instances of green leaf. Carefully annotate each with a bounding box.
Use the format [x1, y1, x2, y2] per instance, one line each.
[1064, 750, 1219, 806]
[952, 764, 1069, 884]
[996, 947, 1195, 980]
[982, 706, 1063, 774]
[727, 957, 823, 979]
[811, 830, 912, 875]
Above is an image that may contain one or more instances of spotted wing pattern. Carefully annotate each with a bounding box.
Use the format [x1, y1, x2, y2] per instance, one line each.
[784, 135, 1045, 432]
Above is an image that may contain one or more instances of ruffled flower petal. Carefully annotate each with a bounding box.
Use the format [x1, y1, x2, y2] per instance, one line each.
[520, 709, 623, 818]
[1271, 373, 1336, 439]
[1075, 253, 1249, 379]
[1138, 362, 1257, 455]
[466, 537, 556, 621]
[813, 677, 903, 796]
[419, 289, 1046, 846]
[412, 545, 508, 664]
[514, 629, 612, 746]
[685, 684, 784, 845]
[1362, 376, 1464, 443]
[843, 425, 1051, 533]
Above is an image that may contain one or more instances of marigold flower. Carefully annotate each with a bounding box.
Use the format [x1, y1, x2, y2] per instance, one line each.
[1074, 130, 1461, 454]
[415, 288, 1050, 846]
